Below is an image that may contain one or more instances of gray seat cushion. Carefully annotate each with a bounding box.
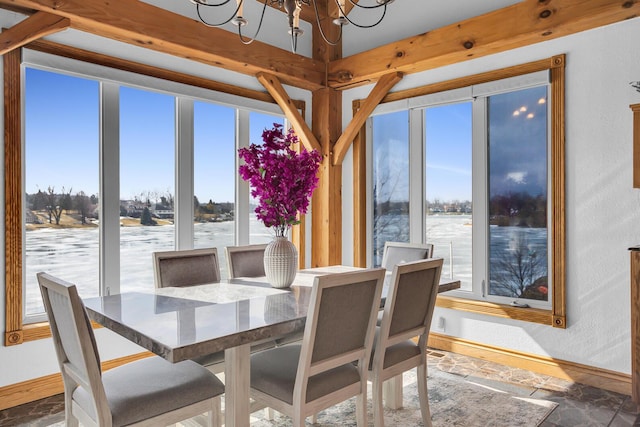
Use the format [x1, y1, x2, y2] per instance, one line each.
[369, 329, 421, 370]
[251, 344, 360, 405]
[73, 357, 224, 426]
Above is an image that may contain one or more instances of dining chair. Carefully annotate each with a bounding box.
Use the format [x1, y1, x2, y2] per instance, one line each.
[249, 268, 385, 427]
[154, 246, 276, 375]
[225, 243, 268, 278]
[37, 272, 225, 427]
[380, 241, 434, 271]
[152, 247, 221, 288]
[369, 257, 444, 427]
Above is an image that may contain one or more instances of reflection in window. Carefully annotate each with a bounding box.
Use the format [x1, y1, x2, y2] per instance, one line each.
[24, 68, 100, 315]
[372, 111, 410, 266]
[119, 86, 175, 292]
[425, 102, 473, 290]
[193, 101, 236, 278]
[488, 86, 548, 301]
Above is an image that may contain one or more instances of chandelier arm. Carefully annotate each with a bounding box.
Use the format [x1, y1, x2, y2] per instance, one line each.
[237, 0, 269, 44]
[193, 0, 233, 7]
[196, 0, 243, 27]
[342, 3, 387, 28]
[346, 0, 387, 9]
[311, 0, 343, 46]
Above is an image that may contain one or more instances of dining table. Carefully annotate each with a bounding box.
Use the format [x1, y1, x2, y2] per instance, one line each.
[83, 265, 460, 427]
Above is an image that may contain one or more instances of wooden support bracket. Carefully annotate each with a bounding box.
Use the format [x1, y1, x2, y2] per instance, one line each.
[257, 72, 322, 153]
[0, 11, 69, 56]
[332, 72, 403, 166]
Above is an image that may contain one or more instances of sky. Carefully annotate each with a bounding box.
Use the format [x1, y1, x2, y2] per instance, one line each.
[373, 86, 548, 203]
[373, 104, 474, 203]
[25, 66, 547, 207]
[25, 67, 281, 204]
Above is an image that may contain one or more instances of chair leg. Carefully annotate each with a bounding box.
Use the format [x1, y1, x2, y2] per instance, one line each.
[293, 408, 306, 427]
[64, 383, 79, 427]
[211, 396, 222, 427]
[264, 407, 274, 420]
[417, 364, 432, 427]
[66, 414, 79, 427]
[356, 392, 368, 427]
[372, 378, 385, 427]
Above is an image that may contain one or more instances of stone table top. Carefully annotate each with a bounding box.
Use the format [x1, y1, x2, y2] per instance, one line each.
[83, 265, 460, 363]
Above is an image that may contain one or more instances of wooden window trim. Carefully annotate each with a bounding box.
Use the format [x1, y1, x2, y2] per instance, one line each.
[354, 55, 566, 328]
[4, 48, 24, 346]
[4, 41, 306, 345]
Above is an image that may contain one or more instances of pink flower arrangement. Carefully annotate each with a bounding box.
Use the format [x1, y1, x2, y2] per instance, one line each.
[238, 124, 322, 237]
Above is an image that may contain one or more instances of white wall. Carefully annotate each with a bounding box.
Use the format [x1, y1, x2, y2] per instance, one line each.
[1, 7, 639, 391]
[342, 18, 640, 374]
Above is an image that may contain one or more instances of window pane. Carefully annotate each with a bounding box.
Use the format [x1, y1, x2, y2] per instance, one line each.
[119, 86, 175, 292]
[372, 111, 410, 266]
[488, 86, 549, 301]
[24, 68, 100, 315]
[193, 101, 236, 278]
[425, 102, 473, 290]
[249, 112, 284, 244]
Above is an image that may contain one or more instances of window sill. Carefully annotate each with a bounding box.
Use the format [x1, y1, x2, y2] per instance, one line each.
[7, 320, 103, 345]
[436, 295, 558, 326]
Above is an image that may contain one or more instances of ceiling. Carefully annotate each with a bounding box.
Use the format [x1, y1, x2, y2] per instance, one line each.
[140, 0, 523, 57]
[0, 0, 636, 92]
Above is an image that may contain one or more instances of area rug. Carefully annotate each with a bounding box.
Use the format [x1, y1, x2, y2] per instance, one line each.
[41, 368, 557, 427]
[244, 368, 558, 427]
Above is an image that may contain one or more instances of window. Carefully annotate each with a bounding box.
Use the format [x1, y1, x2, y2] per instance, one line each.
[487, 86, 549, 302]
[371, 110, 410, 266]
[24, 68, 100, 317]
[365, 56, 565, 326]
[193, 101, 236, 277]
[249, 111, 284, 245]
[5, 48, 289, 344]
[425, 102, 473, 290]
[119, 86, 176, 292]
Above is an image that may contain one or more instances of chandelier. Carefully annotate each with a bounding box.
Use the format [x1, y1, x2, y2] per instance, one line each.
[189, 0, 394, 53]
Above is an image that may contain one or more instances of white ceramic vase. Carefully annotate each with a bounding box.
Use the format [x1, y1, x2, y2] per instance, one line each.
[263, 236, 298, 288]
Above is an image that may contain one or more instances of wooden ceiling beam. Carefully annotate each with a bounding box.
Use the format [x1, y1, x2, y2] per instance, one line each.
[332, 71, 402, 165]
[0, 11, 68, 55]
[328, 0, 640, 89]
[257, 72, 322, 152]
[28, 38, 288, 105]
[0, 0, 326, 90]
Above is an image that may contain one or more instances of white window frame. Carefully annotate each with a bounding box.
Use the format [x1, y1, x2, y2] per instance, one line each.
[21, 49, 284, 321]
[367, 71, 552, 310]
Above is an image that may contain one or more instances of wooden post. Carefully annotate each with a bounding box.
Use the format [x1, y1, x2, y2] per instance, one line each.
[310, 12, 342, 267]
[630, 246, 640, 405]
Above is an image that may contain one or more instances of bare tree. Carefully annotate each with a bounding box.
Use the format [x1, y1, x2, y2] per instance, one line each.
[372, 158, 409, 265]
[45, 186, 72, 225]
[490, 232, 546, 299]
[74, 191, 91, 224]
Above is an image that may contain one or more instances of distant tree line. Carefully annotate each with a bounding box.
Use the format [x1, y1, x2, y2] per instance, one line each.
[26, 187, 237, 227]
[193, 196, 234, 222]
[26, 187, 97, 225]
[489, 192, 546, 228]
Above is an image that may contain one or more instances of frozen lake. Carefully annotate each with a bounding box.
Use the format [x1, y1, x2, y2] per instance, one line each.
[24, 214, 547, 316]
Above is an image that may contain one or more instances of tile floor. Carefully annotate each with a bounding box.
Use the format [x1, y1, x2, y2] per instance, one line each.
[1, 349, 639, 426]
